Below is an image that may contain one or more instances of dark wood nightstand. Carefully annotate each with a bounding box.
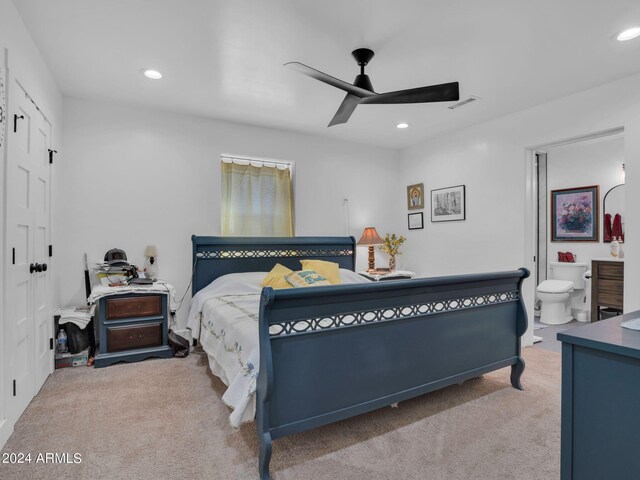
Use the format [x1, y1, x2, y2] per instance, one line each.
[94, 291, 172, 368]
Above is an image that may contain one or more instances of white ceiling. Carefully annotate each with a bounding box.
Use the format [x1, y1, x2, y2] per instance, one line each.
[12, 0, 640, 149]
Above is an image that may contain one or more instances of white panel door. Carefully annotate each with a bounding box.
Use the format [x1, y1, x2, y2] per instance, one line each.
[5, 84, 36, 421]
[32, 112, 53, 391]
[4, 79, 52, 423]
[0, 56, 8, 448]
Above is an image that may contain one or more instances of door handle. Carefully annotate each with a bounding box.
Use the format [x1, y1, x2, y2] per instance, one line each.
[30, 263, 45, 273]
[14, 114, 24, 133]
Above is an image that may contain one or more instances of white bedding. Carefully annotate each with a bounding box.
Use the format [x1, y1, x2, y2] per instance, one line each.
[187, 269, 371, 427]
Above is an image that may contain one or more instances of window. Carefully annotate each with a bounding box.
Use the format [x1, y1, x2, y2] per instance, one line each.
[221, 155, 294, 236]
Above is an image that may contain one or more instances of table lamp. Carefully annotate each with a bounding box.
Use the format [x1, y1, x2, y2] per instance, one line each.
[357, 227, 383, 272]
[144, 245, 158, 280]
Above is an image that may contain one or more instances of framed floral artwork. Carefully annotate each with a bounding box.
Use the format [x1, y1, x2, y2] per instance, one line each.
[407, 183, 424, 210]
[551, 185, 599, 242]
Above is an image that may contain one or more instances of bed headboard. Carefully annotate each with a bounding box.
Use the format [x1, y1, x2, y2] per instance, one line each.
[191, 236, 356, 295]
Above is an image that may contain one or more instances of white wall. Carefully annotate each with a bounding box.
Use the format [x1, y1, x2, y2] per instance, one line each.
[0, 0, 62, 448]
[58, 98, 401, 330]
[399, 71, 640, 346]
[546, 135, 625, 266]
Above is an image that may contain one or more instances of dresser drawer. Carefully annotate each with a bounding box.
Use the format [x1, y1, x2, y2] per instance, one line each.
[595, 279, 624, 309]
[596, 262, 624, 280]
[105, 295, 162, 320]
[107, 323, 163, 352]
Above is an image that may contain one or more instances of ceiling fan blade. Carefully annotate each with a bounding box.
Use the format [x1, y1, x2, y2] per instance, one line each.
[361, 82, 459, 105]
[284, 62, 375, 98]
[328, 93, 362, 127]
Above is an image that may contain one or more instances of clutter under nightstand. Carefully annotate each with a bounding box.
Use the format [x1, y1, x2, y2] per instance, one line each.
[54, 304, 96, 369]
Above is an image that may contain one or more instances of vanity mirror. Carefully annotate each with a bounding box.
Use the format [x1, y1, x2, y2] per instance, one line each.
[603, 183, 625, 242]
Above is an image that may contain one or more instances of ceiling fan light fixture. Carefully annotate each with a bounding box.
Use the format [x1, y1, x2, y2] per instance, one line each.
[142, 68, 163, 80]
[396, 123, 409, 129]
[615, 27, 640, 41]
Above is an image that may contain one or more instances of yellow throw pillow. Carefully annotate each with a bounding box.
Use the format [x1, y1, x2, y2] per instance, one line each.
[284, 270, 332, 288]
[300, 259, 341, 285]
[260, 263, 293, 289]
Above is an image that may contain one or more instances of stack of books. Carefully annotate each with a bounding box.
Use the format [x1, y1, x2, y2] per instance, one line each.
[55, 348, 90, 369]
[358, 270, 416, 281]
[93, 262, 133, 285]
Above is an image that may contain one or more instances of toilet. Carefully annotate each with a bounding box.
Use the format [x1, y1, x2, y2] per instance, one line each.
[537, 262, 587, 325]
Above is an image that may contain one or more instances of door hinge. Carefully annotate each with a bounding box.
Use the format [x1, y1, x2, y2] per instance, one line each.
[12, 380, 16, 397]
[49, 338, 54, 350]
[48, 149, 57, 164]
[12, 247, 16, 265]
[49, 245, 53, 257]
[14, 114, 24, 133]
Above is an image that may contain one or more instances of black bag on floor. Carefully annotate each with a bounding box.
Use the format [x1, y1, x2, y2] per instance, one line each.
[168, 330, 190, 358]
[65, 322, 90, 354]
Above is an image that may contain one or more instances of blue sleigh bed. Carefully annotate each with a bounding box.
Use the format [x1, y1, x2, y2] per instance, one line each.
[191, 235, 529, 479]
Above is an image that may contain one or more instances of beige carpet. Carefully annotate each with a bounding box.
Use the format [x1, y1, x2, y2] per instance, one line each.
[0, 347, 560, 480]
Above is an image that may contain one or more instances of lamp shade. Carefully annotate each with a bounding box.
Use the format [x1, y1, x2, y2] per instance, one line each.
[144, 245, 158, 258]
[357, 227, 383, 246]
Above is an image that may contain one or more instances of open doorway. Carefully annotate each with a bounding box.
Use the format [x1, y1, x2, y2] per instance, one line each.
[527, 128, 625, 352]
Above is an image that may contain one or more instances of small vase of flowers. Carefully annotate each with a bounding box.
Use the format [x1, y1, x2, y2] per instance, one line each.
[379, 233, 406, 272]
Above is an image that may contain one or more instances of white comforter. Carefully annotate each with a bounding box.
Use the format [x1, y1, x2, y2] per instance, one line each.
[187, 269, 370, 427]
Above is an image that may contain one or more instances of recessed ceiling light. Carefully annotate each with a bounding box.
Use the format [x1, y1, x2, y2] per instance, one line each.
[396, 122, 409, 129]
[142, 69, 163, 80]
[615, 27, 640, 42]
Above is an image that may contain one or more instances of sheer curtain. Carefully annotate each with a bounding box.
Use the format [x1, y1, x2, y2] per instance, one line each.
[221, 159, 294, 236]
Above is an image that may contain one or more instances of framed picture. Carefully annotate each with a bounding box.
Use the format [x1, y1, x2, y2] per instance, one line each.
[407, 183, 424, 210]
[408, 212, 424, 230]
[551, 185, 599, 242]
[431, 185, 465, 222]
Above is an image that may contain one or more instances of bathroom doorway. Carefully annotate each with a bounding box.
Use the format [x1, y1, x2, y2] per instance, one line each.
[528, 128, 625, 351]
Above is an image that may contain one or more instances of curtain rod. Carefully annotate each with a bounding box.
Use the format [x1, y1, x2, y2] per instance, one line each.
[221, 153, 293, 168]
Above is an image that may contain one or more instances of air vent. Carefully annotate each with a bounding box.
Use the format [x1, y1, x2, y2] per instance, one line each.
[448, 95, 481, 110]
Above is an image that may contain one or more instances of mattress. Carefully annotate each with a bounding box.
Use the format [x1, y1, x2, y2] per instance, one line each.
[187, 269, 371, 427]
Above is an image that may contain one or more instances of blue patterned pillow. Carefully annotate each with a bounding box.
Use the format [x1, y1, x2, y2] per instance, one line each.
[284, 270, 331, 287]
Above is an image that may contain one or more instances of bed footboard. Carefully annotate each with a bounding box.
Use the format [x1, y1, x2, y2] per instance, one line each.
[256, 268, 529, 479]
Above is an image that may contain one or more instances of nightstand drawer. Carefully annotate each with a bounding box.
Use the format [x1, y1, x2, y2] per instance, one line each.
[105, 295, 162, 320]
[107, 323, 163, 352]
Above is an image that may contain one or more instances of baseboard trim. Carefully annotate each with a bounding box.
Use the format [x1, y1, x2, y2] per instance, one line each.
[0, 417, 14, 450]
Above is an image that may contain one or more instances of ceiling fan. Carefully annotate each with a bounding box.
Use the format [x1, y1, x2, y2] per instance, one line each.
[285, 48, 460, 127]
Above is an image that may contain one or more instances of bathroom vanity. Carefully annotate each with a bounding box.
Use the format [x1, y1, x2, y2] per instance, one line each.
[590, 258, 624, 321]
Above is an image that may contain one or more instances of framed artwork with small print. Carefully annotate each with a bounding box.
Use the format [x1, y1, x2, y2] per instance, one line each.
[408, 212, 424, 230]
[407, 183, 424, 210]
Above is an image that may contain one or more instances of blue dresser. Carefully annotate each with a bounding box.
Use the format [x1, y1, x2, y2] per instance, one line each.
[558, 314, 640, 480]
[94, 292, 173, 368]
